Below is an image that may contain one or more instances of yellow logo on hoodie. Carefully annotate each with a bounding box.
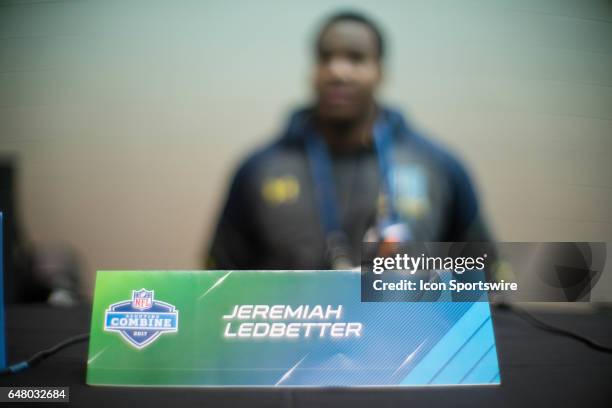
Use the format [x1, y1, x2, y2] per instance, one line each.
[262, 176, 300, 205]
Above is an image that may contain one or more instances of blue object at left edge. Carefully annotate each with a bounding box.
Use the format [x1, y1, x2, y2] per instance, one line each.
[0, 212, 6, 368]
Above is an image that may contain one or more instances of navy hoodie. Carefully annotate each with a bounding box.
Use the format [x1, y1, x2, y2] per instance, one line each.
[206, 107, 492, 269]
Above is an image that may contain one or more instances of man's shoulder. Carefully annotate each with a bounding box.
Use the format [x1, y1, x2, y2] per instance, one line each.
[231, 138, 308, 188]
[406, 131, 463, 170]
[401, 129, 471, 184]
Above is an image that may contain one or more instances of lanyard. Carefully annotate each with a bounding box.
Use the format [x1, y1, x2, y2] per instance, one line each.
[372, 115, 401, 225]
[305, 110, 406, 267]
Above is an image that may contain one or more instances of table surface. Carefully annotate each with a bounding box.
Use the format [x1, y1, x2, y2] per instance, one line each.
[1, 303, 611, 407]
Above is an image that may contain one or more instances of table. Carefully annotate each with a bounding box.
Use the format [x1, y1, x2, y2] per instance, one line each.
[1, 303, 611, 407]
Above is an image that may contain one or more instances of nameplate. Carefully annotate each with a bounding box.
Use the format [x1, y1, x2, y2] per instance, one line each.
[86, 270, 500, 387]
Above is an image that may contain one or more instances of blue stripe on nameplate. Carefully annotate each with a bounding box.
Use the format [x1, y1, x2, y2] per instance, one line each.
[461, 344, 500, 384]
[429, 317, 495, 384]
[400, 302, 498, 385]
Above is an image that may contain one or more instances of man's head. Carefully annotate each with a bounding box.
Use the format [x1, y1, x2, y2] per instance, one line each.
[313, 11, 384, 124]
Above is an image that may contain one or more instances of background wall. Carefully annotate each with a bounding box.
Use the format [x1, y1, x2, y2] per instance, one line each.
[1, 0, 611, 297]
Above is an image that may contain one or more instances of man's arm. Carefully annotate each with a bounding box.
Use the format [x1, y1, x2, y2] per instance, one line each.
[446, 156, 494, 242]
[205, 160, 261, 269]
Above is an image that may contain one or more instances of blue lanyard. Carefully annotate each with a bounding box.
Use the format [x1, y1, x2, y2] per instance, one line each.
[372, 115, 401, 225]
[305, 111, 402, 250]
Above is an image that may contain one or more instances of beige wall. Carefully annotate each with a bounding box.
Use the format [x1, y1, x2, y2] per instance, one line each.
[1, 0, 611, 297]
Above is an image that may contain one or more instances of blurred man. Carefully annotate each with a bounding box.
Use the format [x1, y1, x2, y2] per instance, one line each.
[206, 11, 492, 270]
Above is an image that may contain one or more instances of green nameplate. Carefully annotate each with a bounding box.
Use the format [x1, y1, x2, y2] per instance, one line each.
[87, 270, 500, 387]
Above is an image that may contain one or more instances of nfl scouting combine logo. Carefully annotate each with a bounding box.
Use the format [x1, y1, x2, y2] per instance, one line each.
[104, 289, 179, 349]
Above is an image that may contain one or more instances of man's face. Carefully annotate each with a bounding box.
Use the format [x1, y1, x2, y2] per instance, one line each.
[314, 20, 382, 123]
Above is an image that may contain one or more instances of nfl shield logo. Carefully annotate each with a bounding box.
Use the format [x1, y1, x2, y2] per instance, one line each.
[132, 289, 153, 310]
[104, 288, 179, 349]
